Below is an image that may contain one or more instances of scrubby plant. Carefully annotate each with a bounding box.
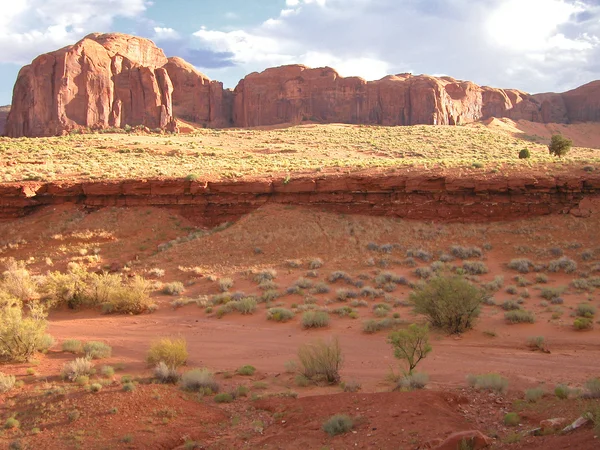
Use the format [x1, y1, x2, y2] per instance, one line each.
[214, 392, 234, 403]
[501, 300, 520, 311]
[388, 324, 431, 375]
[162, 281, 185, 296]
[101, 365, 115, 378]
[462, 261, 488, 275]
[363, 318, 400, 334]
[232, 297, 257, 315]
[0, 295, 50, 362]
[122, 382, 136, 392]
[396, 372, 429, 390]
[519, 148, 530, 159]
[540, 286, 565, 300]
[286, 259, 302, 269]
[483, 275, 504, 292]
[450, 246, 483, 259]
[154, 362, 180, 384]
[236, 365, 256, 376]
[548, 257, 577, 274]
[83, 341, 112, 359]
[576, 303, 596, 318]
[584, 378, 600, 399]
[0, 372, 16, 393]
[527, 336, 549, 353]
[508, 258, 534, 274]
[548, 134, 572, 157]
[301, 311, 330, 329]
[253, 269, 277, 283]
[505, 310, 535, 324]
[341, 379, 362, 392]
[297, 338, 343, 384]
[407, 248, 432, 262]
[61, 357, 94, 382]
[410, 275, 485, 334]
[62, 339, 83, 353]
[308, 258, 323, 269]
[535, 273, 549, 284]
[414, 267, 432, 279]
[267, 307, 295, 322]
[574, 317, 593, 330]
[312, 282, 330, 294]
[373, 303, 391, 317]
[1, 259, 38, 301]
[554, 384, 572, 399]
[505, 285, 518, 295]
[525, 387, 545, 402]
[328, 271, 352, 283]
[147, 338, 188, 367]
[504, 412, 520, 426]
[181, 368, 220, 393]
[467, 373, 508, 394]
[322, 414, 353, 436]
[90, 383, 102, 393]
[217, 278, 233, 293]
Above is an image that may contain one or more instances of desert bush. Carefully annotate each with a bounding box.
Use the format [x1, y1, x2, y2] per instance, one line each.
[218, 278, 233, 293]
[410, 275, 485, 334]
[267, 307, 295, 322]
[397, 372, 429, 390]
[214, 392, 234, 403]
[89, 383, 102, 393]
[574, 317, 593, 330]
[462, 261, 488, 275]
[483, 275, 504, 292]
[181, 368, 220, 393]
[576, 303, 596, 318]
[373, 303, 391, 317]
[328, 271, 352, 283]
[581, 249, 594, 261]
[571, 279, 590, 290]
[527, 336, 548, 352]
[336, 289, 358, 301]
[504, 412, 520, 426]
[103, 276, 154, 314]
[101, 365, 115, 378]
[286, 259, 302, 269]
[548, 134, 572, 157]
[236, 365, 256, 376]
[584, 378, 600, 399]
[232, 297, 257, 315]
[253, 269, 277, 283]
[535, 273, 549, 284]
[1, 259, 38, 301]
[407, 248, 432, 262]
[341, 379, 362, 392]
[450, 246, 483, 259]
[323, 414, 353, 436]
[414, 267, 432, 279]
[297, 338, 343, 384]
[61, 357, 94, 381]
[467, 373, 508, 394]
[505, 310, 535, 324]
[388, 324, 431, 375]
[147, 268, 165, 278]
[5, 417, 20, 429]
[62, 339, 83, 353]
[501, 300, 520, 311]
[554, 384, 572, 399]
[360, 286, 382, 298]
[122, 382, 136, 392]
[0, 372, 16, 393]
[301, 311, 330, 329]
[83, 341, 112, 359]
[363, 318, 401, 334]
[374, 272, 408, 288]
[540, 286, 565, 300]
[153, 362, 180, 384]
[505, 285, 518, 295]
[309, 258, 324, 269]
[312, 282, 330, 294]
[147, 338, 188, 367]
[162, 281, 185, 296]
[0, 296, 50, 362]
[525, 387, 545, 402]
[519, 148, 530, 159]
[508, 258, 534, 274]
[548, 257, 577, 274]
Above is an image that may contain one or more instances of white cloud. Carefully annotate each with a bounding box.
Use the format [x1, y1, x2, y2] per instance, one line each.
[0, 0, 148, 64]
[153, 27, 180, 41]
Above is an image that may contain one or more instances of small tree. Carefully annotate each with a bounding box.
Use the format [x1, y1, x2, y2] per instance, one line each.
[410, 275, 485, 334]
[518, 148, 530, 159]
[388, 324, 432, 375]
[548, 134, 572, 158]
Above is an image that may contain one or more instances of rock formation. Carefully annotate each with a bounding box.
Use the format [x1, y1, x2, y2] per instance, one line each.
[4, 33, 600, 137]
[0, 105, 9, 135]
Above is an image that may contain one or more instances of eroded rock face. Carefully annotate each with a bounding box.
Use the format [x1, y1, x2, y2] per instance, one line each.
[5, 33, 177, 137]
[0, 106, 9, 135]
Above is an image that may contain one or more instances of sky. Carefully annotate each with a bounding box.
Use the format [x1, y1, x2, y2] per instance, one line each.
[0, 0, 599, 105]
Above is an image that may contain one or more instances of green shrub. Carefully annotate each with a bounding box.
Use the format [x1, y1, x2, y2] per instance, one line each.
[322, 414, 353, 436]
[396, 372, 429, 390]
[181, 368, 220, 393]
[253, 269, 277, 283]
[122, 382, 136, 392]
[467, 373, 508, 393]
[301, 311, 330, 329]
[525, 387, 545, 402]
[232, 297, 257, 315]
[61, 358, 94, 382]
[214, 393, 234, 403]
[4, 417, 20, 429]
[535, 273, 548, 284]
[548, 257, 577, 274]
[147, 338, 188, 367]
[388, 324, 431, 375]
[584, 378, 600, 399]
[1, 259, 38, 301]
[236, 365, 256, 376]
[501, 300, 520, 311]
[540, 286, 565, 300]
[505, 285, 518, 295]
[508, 259, 534, 274]
[450, 246, 483, 259]
[574, 317, 593, 330]
[83, 341, 112, 359]
[462, 261, 488, 275]
[101, 365, 115, 378]
[154, 362, 180, 384]
[505, 310, 535, 324]
[90, 383, 102, 393]
[162, 282, 185, 296]
[576, 303, 596, 318]
[0, 296, 50, 362]
[548, 134, 572, 157]
[527, 336, 548, 352]
[267, 308, 295, 322]
[504, 412, 520, 426]
[218, 278, 233, 292]
[410, 275, 485, 334]
[519, 149, 531, 159]
[555, 384, 571, 399]
[0, 372, 16, 393]
[62, 339, 83, 353]
[363, 318, 399, 334]
[298, 338, 343, 384]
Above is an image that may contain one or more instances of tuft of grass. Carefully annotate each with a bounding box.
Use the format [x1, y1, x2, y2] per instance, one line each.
[462, 261, 488, 275]
[548, 256, 577, 274]
[322, 414, 353, 436]
[181, 368, 220, 393]
[267, 308, 295, 322]
[574, 317, 593, 330]
[154, 362, 180, 384]
[61, 358, 94, 382]
[396, 372, 429, 391]
[218, 278, 234, 292]
[576, 303, 596, 318]
[308, 258, 324, 269]
[298, 338, 343, 385]
[505, 310, 535, 324]
[467, 373, 508, 394]
[146, 338, 188, 367]
[61, 339, 83, 353]
[162, 281, 185, 296]
[0, 372, 16, 393]
[525, 387, 545, 402]
[83, 341, 112, 359]
[236, 365, 256, 376]
[504, 412, 520, 426]
[301, 311, 330, 329]
[508, 259, 534, 274]
[554, 384, 572, 399]
[214, 393, 234, 403]
[527, 336, 549, 353]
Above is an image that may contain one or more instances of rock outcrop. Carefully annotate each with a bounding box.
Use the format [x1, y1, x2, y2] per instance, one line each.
[4, 33, 600, 137]
[0, 105, 9, 135]
[5, 33, 178, 137]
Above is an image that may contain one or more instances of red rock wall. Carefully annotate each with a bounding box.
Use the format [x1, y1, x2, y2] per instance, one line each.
[1, 172, 597, 225]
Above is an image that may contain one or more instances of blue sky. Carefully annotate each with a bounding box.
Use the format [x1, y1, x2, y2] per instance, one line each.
[1, 0, 599, 105]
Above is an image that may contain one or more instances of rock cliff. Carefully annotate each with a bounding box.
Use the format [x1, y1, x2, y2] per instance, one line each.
[0, 105, 9, 135]
[4, 33, 600, 137]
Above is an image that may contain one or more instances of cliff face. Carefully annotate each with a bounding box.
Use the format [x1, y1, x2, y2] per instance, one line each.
[0, 106, 9, 135]
[4, 33, 600, 137]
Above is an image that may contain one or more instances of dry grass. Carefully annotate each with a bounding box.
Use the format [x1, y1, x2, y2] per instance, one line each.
[1, 123, 598, 183]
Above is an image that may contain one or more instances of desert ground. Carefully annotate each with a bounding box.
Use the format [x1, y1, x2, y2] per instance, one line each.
[0, 121, 599, 449]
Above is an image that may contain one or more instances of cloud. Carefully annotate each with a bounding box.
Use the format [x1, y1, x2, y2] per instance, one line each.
[0, 0, 148, 65]
[189, 0, 599, 93]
